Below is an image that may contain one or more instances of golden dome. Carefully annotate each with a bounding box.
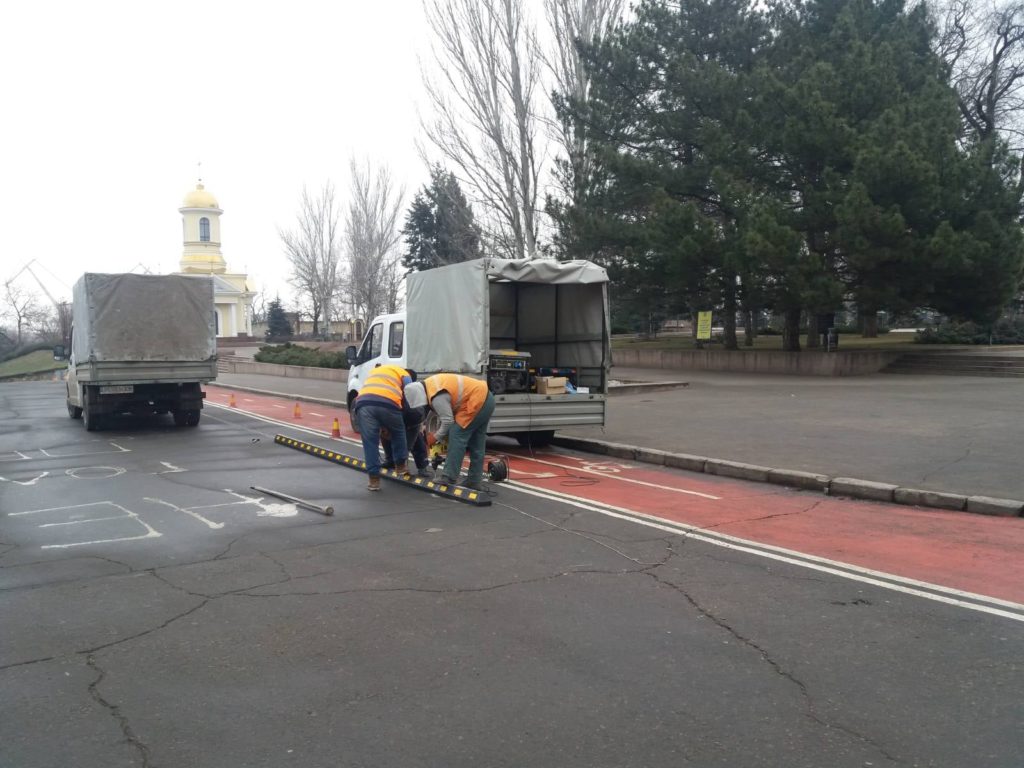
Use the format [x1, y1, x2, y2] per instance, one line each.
[182, 182, 219, 209]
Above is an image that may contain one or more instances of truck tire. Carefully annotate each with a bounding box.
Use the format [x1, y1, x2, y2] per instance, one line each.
[67, 400, 82, 419]
[173, 409, 201, 427]
[516, 430, 555, 448]
[82, 400, 102, 432]
[348, 398, 360, 434]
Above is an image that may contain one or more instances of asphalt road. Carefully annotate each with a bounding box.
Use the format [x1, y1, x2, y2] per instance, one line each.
[2, 381, 1023, 768]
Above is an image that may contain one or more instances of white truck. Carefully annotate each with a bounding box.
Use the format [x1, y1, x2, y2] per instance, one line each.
[62, 273, 217, 431]
[345, 257, 610, 446]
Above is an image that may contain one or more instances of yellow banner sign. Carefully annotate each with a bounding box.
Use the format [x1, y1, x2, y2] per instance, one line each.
[696, 311, 712, 340]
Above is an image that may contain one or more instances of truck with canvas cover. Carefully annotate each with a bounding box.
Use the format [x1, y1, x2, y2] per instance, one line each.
[64, 273, 217, 431]
[345, 258, 610, 447]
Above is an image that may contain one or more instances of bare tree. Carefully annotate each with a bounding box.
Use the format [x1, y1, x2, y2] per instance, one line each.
[345, 159, 406, 325]
[279, 183, 343, 338]
[2, 283, 44, 345]
[422, 0, 545, 259]
[935, 0, 1024, 148]
[545, 0, 625, 207]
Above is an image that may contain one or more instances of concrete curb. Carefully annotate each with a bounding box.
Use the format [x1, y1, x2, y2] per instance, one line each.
[206, 382, 1024, 519]
[608, 381, 690, 396]
[550, 434, 1023, 519]
[208, 382, 346, 410]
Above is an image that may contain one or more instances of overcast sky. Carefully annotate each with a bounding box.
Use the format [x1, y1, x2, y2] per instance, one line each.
[1, 0, 450, 305]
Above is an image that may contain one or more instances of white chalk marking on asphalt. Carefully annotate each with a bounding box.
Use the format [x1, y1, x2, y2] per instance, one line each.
[38, 448, 52, 457]
[223, 489, 298, 517]
[504, 480, 1024, 623]
[39, 514, 129, 528]
[0, 450, 30, 462]
[0, 471, 49, 485]
[519, 454, 720, 500]
[152, 461, 186, 474]
[108, 442, 131, 453]
[10, 501, 115, 516]
[8, 501, 162, 549]
[66, 466, 126, 480]
[144, 497, 225, 530]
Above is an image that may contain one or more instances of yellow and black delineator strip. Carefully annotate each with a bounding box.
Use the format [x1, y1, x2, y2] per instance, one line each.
[274, 434, 491, 507]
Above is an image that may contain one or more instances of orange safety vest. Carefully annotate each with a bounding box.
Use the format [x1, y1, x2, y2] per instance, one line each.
[423, 373, 489, 428]
[358, 365, 410, 409]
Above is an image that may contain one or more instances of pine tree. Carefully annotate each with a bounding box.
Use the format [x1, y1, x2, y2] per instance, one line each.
[266, 298, 293, 340]
[402, 165, 481, 272]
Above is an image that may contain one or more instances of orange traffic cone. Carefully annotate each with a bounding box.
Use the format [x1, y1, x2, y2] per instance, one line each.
[293, 402, 302, 419]
[331, 418, 341, 438]
[228, 393, 237, 408]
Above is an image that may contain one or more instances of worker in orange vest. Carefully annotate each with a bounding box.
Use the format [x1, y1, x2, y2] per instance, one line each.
[353, 364, 416, 491]
[405, 374, 495, 492]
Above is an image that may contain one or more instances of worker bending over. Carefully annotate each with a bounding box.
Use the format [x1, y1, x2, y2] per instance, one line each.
[405, 374, 495, 492]
[353, 364, 416, 491]
[381, 382, 432, 478]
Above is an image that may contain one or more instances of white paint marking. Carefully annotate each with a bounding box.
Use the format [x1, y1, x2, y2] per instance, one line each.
[0, 450, 30, 462]
[108, 442, 131, 453]
[66, 466, 126, 480]
[8, 500, 162, 549]
[272, 404, 286, 409]
[0, 471, 49, 485]
[39, 514, 130, 528]
[38, 448, 52, 457]
[223, 489, 298, 518]
[504, 480, 1024, 623]
[509, 469, 559, 479]
[144, 497, 225, 530]
[10, 501, 120, 516]
[243, 398, 255, 403]
[308, 411, 325, 417]
[519, 454, 720, 500]
[153, 461, 186, 474]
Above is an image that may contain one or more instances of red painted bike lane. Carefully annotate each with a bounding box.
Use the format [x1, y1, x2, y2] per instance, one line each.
[206, 384, 1024, 607]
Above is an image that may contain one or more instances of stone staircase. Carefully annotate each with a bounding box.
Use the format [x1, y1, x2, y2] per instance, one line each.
[883, 351, 1024, 378]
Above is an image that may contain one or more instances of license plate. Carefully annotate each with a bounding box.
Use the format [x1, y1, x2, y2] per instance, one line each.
[99, 385, 133, 395]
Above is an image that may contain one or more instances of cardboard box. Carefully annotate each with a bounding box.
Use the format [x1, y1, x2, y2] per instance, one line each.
[536, 376, 567, 394]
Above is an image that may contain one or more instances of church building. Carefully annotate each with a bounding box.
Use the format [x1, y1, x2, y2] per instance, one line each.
[177, 181, 254, 338]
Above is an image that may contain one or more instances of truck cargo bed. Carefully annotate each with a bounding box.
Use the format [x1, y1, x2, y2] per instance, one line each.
[74, 360, 217, 385]
[489, 392, 606, 433]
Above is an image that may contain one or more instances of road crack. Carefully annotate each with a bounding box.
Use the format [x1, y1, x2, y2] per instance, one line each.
[643, 570, 898, 762]
[87, 654, 152, 767]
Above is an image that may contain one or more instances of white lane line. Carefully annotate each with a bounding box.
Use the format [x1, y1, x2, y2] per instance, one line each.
[309, 411, 325, 417]
[272, 404, 286, 409]
[144, 497, 225, 530]
[518, 454, 720, 500]
[504, 480, 1024, 622]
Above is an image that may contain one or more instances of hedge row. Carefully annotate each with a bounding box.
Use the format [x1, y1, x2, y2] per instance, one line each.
[915, 318, 1024, 345]
[253, 343, 350, 369]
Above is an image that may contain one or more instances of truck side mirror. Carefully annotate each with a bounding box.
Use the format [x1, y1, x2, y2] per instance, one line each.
[345, 345, 358, 365]
[53, 345, 65, 361]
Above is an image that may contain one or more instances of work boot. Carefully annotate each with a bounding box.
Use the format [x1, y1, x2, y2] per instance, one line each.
[416, 466, 434, 479]
[438, 475, 458, 487]
[458, 477, 486, 493]
[367, 475, 381, 492]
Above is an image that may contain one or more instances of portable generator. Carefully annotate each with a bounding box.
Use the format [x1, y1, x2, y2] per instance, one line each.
[487, 350, 532, 394]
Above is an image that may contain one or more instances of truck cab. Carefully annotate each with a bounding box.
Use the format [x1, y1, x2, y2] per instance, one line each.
[345, 311, 407, 429]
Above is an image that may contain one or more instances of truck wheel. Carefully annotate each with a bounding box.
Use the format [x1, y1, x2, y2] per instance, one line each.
[173, 410, 201, 427]
[83, 401, 102, 432]
[67, 400, 82, 419]
[516, 430, 555, 448]
[348, 399, 360, 434]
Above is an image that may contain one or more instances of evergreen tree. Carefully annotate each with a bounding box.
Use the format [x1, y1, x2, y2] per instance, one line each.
[402, 165, 481, 271]
[266, 298, 293, 339]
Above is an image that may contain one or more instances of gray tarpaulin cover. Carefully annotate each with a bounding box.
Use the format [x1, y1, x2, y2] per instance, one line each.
[72, 273, 216, 363]
[406, 258, 608, 374]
